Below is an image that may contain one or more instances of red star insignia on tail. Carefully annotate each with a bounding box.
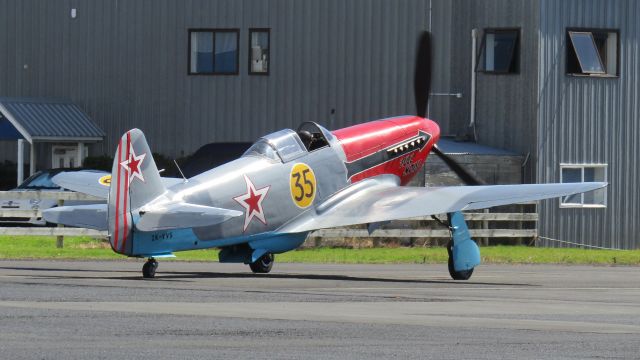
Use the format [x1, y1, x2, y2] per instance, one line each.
[233, 175, 270, 232]
[120, 144, 146, 185]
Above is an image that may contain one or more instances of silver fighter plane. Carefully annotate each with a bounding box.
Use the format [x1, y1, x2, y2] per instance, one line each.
[44, 116, 605, 279]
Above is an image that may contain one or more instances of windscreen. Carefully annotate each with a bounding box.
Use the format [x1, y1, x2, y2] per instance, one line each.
[18, 172, 60, 189]
[242, 139, 280, 162]
[247, 129, 307, 162]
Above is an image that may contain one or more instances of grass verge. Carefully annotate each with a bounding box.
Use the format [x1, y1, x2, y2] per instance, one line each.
[0, 236, 638, 265]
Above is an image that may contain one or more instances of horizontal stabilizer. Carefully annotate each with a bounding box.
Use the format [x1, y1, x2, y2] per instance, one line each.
[135, 203, 242, 232]
[43, 204, 108, 231]
[52, 171, 184, 200]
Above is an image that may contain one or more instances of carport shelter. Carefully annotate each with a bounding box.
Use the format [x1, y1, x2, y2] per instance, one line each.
[0, 97, 104, 185]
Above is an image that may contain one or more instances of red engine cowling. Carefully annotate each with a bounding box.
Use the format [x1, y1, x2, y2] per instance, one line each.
[332, 116, 440, 185]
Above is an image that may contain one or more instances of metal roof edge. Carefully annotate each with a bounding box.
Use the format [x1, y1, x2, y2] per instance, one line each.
[31, 136, 104, 142]
[0, 103, 32, 143]
[0, 97, 105, 139]
[437, 138, 521, 156]
[0, 97, 72, 105]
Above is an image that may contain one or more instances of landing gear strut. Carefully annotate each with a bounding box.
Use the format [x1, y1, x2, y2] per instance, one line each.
[447, 242, 474, 280]
[142, 258, 158, 278]
[434, 212, 480, 280]
[249, 253, 274, 273]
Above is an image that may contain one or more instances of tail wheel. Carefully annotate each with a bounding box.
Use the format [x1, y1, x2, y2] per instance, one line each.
[447, 242, 474, 280]
[249, 253, 274, 274]
[142, 258, 158, 278]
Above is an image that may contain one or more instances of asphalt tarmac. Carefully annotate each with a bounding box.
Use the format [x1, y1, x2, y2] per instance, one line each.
[0, 260, 639, 359]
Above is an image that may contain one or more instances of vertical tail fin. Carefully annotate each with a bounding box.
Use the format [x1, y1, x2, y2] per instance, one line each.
[108, 129, 165, 255]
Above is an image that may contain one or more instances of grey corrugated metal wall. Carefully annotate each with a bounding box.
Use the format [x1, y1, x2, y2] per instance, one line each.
[0, 0, 430, 162]
[426, 0, 453, 135]
[447, 0, 539, 183]
[537, 0, 640, 249]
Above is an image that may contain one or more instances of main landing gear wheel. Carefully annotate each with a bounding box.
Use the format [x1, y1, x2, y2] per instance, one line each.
[142, 258, 158, 278]
[249, 253, 274, 274]
[447, 242, 474, 281]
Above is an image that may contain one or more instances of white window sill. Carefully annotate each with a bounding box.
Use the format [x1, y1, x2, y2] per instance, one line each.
[566, 73, 618, 79]
[560, 204, 606, 209]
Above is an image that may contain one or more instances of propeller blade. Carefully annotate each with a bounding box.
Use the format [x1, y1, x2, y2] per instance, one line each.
[413, 31, 432, 118]
[431, 145, 485, 185]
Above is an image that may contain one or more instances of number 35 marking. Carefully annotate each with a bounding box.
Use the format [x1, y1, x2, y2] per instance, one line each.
[290, 163, 316, 208]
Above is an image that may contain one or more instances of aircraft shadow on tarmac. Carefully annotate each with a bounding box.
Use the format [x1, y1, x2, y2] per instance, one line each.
[146, 271, 532, 286]
[0, 266, 532, 286]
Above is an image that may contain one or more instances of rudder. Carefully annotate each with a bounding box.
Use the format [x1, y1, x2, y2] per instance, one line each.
[108, 129, 165, 255]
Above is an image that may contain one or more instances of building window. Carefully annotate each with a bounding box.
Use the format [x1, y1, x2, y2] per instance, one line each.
[477, 29, 519, 74]
[189, 29, 239, 75]
[249, 29, 270, 75]
[560, 164, 607, 208]
[566, 29, 619, 76]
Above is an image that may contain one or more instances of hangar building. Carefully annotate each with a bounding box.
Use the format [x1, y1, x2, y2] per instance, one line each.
[0, 0, 638, 249]
[435, 0, 639, 250]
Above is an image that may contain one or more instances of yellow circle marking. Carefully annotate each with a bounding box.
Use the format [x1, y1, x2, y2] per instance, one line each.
[290, 163, 316, 208]
[98, 175, 112, 187]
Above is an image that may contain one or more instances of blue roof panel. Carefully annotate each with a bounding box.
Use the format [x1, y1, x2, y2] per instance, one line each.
[437, 138, 520, 156]
[0, 97, 104, 140]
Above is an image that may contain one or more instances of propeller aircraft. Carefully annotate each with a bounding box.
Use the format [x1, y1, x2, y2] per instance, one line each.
[43, 33, 606, 279]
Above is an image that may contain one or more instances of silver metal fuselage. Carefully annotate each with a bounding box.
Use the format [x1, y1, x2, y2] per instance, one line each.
[129, 116, 437, 256]
[132, 141, 349, 255]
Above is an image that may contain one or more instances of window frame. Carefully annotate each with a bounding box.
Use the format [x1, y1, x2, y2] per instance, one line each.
[567, 31, 605, 75]
[566, 27, 620, 78]
[248, 28, 271, 75]
[476, 28, 521, 75]
[559, 163, 607, 209]
[188, 28, 240, 76]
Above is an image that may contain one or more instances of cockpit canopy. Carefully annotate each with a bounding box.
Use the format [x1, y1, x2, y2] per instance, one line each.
[243, 122, 334, 162]
[297, 121, 333, 151]
[242, 138, 281, 162]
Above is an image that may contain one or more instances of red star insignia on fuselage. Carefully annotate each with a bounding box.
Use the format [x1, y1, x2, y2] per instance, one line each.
[120, 144, 147, 185]
[233, 175, 270, 232]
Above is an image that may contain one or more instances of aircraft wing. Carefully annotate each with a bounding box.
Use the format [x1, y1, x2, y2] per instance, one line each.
[278, 177, 607, 233]
[52, 171, 183, 199]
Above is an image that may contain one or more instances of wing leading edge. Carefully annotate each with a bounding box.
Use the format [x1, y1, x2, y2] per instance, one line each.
[277, 176, 607, 233]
